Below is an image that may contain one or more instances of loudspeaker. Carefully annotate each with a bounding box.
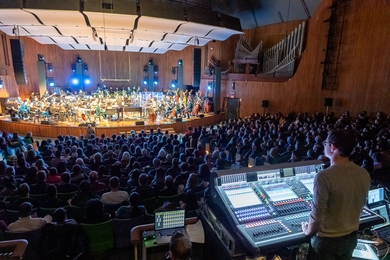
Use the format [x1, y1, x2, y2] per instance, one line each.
[262, 100, 269, 108]
[198, 114, 204, 118]
[135, 121, 145, 125]
[324, 98, 333, 107]
[193, 48, 201, 88]
[41, 120, 50, 125]
[10, 39, 27, 85]
[11, 117, 21, 122]
[175, 118, 182, 122]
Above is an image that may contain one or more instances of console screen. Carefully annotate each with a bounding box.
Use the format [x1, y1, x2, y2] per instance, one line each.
[224, 187, 262, 208]
[300, 178, 315, 194]
[262, 183, 298, 201]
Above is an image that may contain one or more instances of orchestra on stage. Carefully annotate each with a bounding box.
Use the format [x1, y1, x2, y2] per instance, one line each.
[4, 86, 214, 125]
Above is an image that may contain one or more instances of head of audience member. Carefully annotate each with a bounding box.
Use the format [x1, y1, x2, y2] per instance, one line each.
[37, 170, 46, 183]
[96, 163, 105, 174]
[19, 202, 33, 218]
[89, 171, 99, 182]
[53, 207, 68, 223]
[165, 175, 174, 189]
[18, 183, 30, 198]
[153, 168, 166, 185]
[45, 184, 58, 199]
[129, 192, 141, 207]
[109, 176, 120, 191]
[185, 173, 199, 190]
[79, 180, 91, 193]
[138, 173, 149, 187]
[75, 158, 85, 167]
[49, 167, 58, 177]
[61, 172, 71, 184]
[168, 231, 192, 260]
[180, 162, 188, 173]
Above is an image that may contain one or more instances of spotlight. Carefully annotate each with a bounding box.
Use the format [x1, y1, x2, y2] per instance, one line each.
[143, 66, 148, 73]
[171, 67, 176, 75]
[38, 54, 44, 61]
[0, 78, 3, 88]
[46, 77, 55, 87]
[154, 79, 158, 85]
[47, 63, 53, 72]
[84, 77, 91, 85]
[207, 81, 213, 90]
[76, 56, 82, 63]
[84, 64, 88, 72]
[143, 79, 148, 85]
[148, 60, 153, 66]
[71, 64, 76, 72]
[154, 66, 158, 74]
[178, 59, 183, 66]
[72, 78, 79, 85]
[171, 80, 177, 88]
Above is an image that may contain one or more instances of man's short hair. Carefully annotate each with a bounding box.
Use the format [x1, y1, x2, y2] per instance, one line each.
[327, 129, 357, 157]
[18, 183, 30, 197]
[169, 231, 192, 260]
[19, 202, 32, 218]
[109, 176, 120, 189]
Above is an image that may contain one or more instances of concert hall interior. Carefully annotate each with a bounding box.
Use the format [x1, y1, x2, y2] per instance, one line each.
[0, 0, 390, 259]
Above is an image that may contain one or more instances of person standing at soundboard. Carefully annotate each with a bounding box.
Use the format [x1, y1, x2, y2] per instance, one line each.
[301, 129, 371, 259]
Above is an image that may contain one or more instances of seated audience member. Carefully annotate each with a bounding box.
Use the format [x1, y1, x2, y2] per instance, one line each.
[70, 164, 87, 185]
[132, 173, 157, 201]
[216, 151, 232, 170]
[89, 171, 107, 192]
[197, 163, 210, 182]
[50, 150, 66, 168]
[151, 168, 166, 193]
[8, 202, 52, 232]
[70, 180, 98, 208]
[29, 170, 49, 195]
[46, 167, 62, 184]
[52, 207, 77, 225]
[184, 173, 204, 193]
[56, 161, 70, 175]
[116, 192, 146, 219]
[7, 183, 41, 210]
[75, 158, 90, 174]
[23, 166, 38, 185]
[127, 169, 142, 191]
[174, 163, 190, 187]
[82, 198, 110, 224]
[167, 231, 192, 260]
[56, 173, 79, 193]
[101, 176, 130, 205]
[40, 185, 68, 208]
[159, 176, 178, 197]
[0, 176, 18, 196]
[179, 189, 199, 212]
[167, 158, 181, 178]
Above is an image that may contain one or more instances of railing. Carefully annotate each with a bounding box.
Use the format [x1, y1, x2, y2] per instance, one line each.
[262, 22, 305, 76]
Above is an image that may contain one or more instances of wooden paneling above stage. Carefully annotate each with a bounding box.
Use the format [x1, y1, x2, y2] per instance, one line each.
[0, 113, 225, 138]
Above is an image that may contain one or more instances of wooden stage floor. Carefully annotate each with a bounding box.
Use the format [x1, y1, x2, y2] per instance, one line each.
[0, 113, 226, 138]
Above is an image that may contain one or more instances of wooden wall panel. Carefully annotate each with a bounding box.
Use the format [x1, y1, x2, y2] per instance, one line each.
[0, 0, 390, 120]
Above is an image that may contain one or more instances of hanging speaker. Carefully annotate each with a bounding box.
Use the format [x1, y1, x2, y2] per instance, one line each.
[193, 48, 201, 88]
[324, 98, 333, 107]
[262, 100, 269, 108]
[10, 39, 27, 85]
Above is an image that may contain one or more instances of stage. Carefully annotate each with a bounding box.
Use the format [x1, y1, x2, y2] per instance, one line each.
[0, 113, 226, 138]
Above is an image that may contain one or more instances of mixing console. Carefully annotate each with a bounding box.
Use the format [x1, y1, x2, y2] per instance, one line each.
[209, 161, 383, 255]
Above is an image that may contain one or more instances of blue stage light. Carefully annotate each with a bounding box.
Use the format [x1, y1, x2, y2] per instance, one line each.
[72, 78, 79, 85]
